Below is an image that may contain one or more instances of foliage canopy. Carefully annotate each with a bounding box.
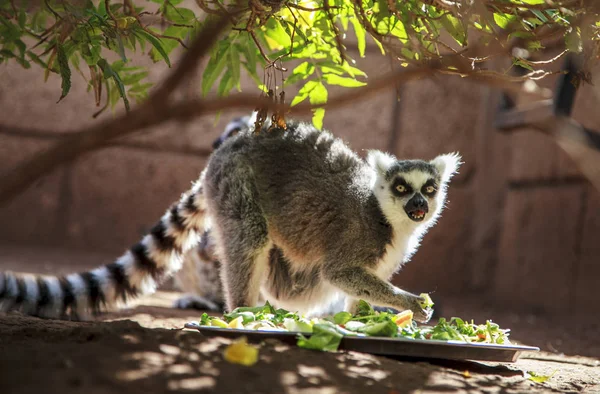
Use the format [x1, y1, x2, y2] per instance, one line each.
[1, 0, 598, 127]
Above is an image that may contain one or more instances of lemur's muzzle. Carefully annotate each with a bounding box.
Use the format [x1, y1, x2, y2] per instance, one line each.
[404, 194, 428, 222]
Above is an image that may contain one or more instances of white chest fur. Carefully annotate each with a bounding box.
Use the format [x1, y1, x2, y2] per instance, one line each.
[375, 230, 416, 280]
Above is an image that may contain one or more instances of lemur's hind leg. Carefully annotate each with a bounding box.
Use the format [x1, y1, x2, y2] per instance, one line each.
[206, 165, 271, 311]
[214, 214, 271, 312]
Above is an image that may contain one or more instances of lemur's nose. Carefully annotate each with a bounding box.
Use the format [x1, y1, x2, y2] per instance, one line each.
[413, 196, 426, 208]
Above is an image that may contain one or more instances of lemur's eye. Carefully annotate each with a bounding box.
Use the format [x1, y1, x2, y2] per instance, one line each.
[396, 184, 406, 193]
[424, 185, 436, 194]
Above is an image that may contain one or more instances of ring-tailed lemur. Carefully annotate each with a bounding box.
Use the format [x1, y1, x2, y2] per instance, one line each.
[0, 115, 460, 322]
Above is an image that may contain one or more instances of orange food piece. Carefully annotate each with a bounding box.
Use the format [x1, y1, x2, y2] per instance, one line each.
[394, 310, 414, 328]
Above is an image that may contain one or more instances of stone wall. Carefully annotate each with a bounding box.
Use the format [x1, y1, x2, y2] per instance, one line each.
[1, 39, 599, 318]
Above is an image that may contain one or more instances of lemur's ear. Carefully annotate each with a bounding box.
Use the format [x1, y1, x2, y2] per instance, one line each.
[430, 152, 462, 182]
[367, 150, 396, 175]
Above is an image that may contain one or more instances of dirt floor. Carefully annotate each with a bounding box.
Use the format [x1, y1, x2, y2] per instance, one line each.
[0, 245, 599, 394]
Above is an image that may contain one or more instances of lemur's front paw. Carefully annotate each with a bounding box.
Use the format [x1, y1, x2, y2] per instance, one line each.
[413, 305, 433, 323]
[408, 295, 433, 323]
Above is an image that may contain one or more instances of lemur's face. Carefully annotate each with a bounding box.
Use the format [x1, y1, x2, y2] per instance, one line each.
[367, 151, 462, 225]
[389, 167, 440, 222]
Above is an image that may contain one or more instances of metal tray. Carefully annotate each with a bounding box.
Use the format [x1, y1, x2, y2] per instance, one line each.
[183, 322, 539, 363]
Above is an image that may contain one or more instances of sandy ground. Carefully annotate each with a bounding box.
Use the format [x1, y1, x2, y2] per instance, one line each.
[0, 245, 599, 394]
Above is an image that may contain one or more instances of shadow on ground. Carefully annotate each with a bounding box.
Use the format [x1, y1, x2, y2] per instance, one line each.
[0, 309, 598, 394]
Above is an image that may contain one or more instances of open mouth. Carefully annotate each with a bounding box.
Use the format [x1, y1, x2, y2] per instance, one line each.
[406, 209, 427, 222]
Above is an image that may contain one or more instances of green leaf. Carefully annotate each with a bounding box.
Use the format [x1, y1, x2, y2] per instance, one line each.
[217, 69, 234, 96]
[128, 82, 153, 94]
[390, 19, 408, 43]
[513, 58, 533, 71]
[0, 49, 15, 60]
[17, 11, 26, 29]
[98, 58, 130, 111]
[440, 14, 466, 45]
[323, 74, 366, 87]
[291, 80, 318, 106]
[264, 18, 292, 48]
[357, 320, 398, 337]
[312, 108, 325, 130]
[309, 81, 328, 105]
[493, 13, 517, 29]
[334, 312, 352, 325]
[164, 7, 195, 24]
[228, 44, 241, 92]
[530, 9, 548, 23]
[26, 51, 49, 69]
[56, 45, 71, 102]
[357, 300, 375, 316]
[121, 70, 149, 85]
[284, 61, 315, 86]
[308, 81, 328, 129]
[134, 29, 171, 67]
[115, 35, 127, 62]
[81, 42, 101, 66]
[201, 42, 229, 96]
[297, 323, 343, 352]
[351, 17, 366, 57]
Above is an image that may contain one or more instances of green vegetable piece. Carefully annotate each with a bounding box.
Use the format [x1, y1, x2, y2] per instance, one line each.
[224, 311, 256, 324]
[356, 300, 375, 317]
[343, 321, 366, 332]
[358, 320, 398, 337]
[210, 318, 228, 328]
[297, 323, 343, 352]
[283, 318, 313, 333]
[419, 293, 434, 308]
[199, 312, 210, 326]
[333, 312, 352, 325]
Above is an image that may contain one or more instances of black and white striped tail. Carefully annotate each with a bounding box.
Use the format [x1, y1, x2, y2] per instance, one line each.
[0, 176, 207, 320]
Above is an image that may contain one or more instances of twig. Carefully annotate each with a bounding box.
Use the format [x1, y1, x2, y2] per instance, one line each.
[44, 0, 62, 20]
[105, 0, 118, 24]
[287, 4, 339, 12]
[124, 0, 189, 49]
[9, 0, 17, 16]
[194, 0, 225, 15]
[93, 80, 110, 118]
[323, 0, 347, 65]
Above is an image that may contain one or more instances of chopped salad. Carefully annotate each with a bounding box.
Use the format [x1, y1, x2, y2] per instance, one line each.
[196, 295, 510, 352]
